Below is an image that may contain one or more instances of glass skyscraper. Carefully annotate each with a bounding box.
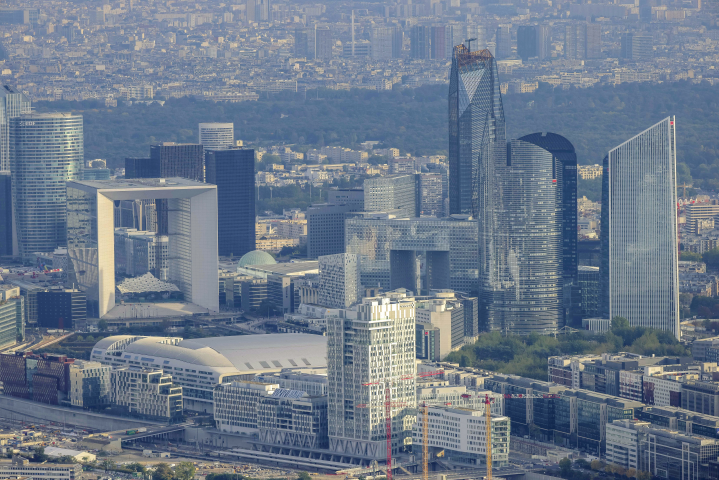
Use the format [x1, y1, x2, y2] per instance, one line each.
[0, 85, 31, 172]
[518, 132, 579, 326]
[481, 139, 564, 335]
[448, 45, 506, 217]
[11, 113, 83, 258]
[600, 117, 679, 338]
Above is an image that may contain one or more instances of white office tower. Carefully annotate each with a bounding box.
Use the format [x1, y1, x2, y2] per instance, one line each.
[327, 293, 417, 459]
[318, 253, 361, 308]
[198, 123, 234, 151]
[0, 86, 31, 172]
[600, 116, 679, 338]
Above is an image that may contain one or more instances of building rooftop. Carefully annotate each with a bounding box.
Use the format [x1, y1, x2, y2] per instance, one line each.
[69, 177, 209, 191]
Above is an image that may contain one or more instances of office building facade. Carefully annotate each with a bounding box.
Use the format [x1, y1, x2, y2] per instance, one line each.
[307, 188, 364, 258]
[600, 117, 679, 338]
[517, 25, 550, 61]
[198, 123, 234, 151]
[495, 26, 511, 59]
[621, 33, 652, 61]
[205, 148, 256, 258]
[0, 286, 23, 349]
[68, 360, 111, 408]
[110, 367, 183, 420]
[37, 289, 86, 330]
[410, 25, 430, 59]
[345, 213, 478, 294]
[318, 253, 361, 308]
[327, 295, 417, 459]
[449, 46, 506, 217]
[363, 174, 418, 218]
[0, 171, 12, 255]
[10, 113, 83, 259]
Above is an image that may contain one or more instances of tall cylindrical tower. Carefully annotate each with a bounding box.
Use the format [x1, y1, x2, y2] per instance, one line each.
[11, 112, 83, 258]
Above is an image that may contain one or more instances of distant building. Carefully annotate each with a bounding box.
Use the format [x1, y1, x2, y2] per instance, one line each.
[0, 458, 82, 480]
[114, 228, 169, 280]
[36, 289, 86, 330]
[315, 27, 333, 61]
[517, 25, 550, 61]
[198, 123, 234, 151]
[363, 174, 418, 218]
[318, 253, 361, 308]
[565, 23, 602, 60]
[307, 188, 364, 258]
[206, 148, 256, 258]
[0, 85, 32, 172]
[621, 33, 652, 61]
[495, 26, 511, 59]
[410, 25, 430, 59]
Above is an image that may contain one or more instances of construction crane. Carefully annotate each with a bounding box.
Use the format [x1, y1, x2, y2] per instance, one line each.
[356, 370, 443, 480]
[678, 183, 691, 198]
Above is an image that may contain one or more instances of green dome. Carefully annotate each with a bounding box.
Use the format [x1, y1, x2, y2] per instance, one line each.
[237, 250, 276, 269]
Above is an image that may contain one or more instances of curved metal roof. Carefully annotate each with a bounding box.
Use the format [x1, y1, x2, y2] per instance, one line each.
[94, 334, 328, 373]
[237, 250, 277, 268]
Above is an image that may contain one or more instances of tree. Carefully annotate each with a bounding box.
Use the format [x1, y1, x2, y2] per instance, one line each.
[625, 468, 637, 478]
[58, 455, 76, 464]
[297, 473, 312, 480]
[574, 459, 590, 470]
[33, 447, 47, 463]
[98, 319, 108, 331]
[127, 463, 146, 473]
[704, 247, 719, 270]
[636, 471, 651, 480]
[459, 355, 470, 367]
[174, 462, 196, 480]
[100, 459, 116, 472]
[590, 460, 604, 471]
[558, 458, 572, 477]
[680, 250, 702, 261]
[152, 463, 173, 480]
[611, 316, 630, 330]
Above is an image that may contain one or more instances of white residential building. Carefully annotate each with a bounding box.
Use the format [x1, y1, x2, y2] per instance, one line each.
[327, 293, 417, 459]
[412, 406, 510, 467]
[606, 419, 648, 471]
[318, 253, 361, 308]
[110, 367, 183, 420]
[214, 380, 278, 434]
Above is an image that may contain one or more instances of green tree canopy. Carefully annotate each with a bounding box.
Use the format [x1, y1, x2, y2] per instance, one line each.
[174, 462, 196, 480]
[152, 463, 173, 480]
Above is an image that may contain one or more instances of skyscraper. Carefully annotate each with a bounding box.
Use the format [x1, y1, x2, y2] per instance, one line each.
[480, 138, 564, 335]
[600, 117, 679, 338]
[307, 188, 364, 258]
[327, 294, 416, 459]
[199, 123, 234, 151]
[517, 25, 550, 61]
[621, 33, 653, 61]
[10, 113, 83, 259]
[566, 23, 602, 60]
[294, 27, 316, 58]
[205, 148, 256, 258]
[370, 25, 395, 60]
[410, 25, 430, 59]
[430, 25, 446, 60]
[448, 45, 506, 216]
[495, 26, 511, 59]
[318, 253, 361, 308]
[315, 27, 333, 61]
[517, 132, 579, 326]
[0, 85, 31, 172]
[0, 171, 12, 255]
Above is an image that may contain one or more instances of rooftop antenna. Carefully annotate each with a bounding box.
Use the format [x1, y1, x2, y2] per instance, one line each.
[465, 38, 477, 52]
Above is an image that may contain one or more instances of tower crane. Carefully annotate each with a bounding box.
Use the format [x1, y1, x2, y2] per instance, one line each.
[356, 370, 443, 480]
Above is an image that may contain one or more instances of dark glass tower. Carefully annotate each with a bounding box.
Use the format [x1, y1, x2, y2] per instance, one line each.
[448, 45, 506, 217]
[0, 171, 12, 255]
[518, 132, 579, 326]
[205, 148, 256, 258]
